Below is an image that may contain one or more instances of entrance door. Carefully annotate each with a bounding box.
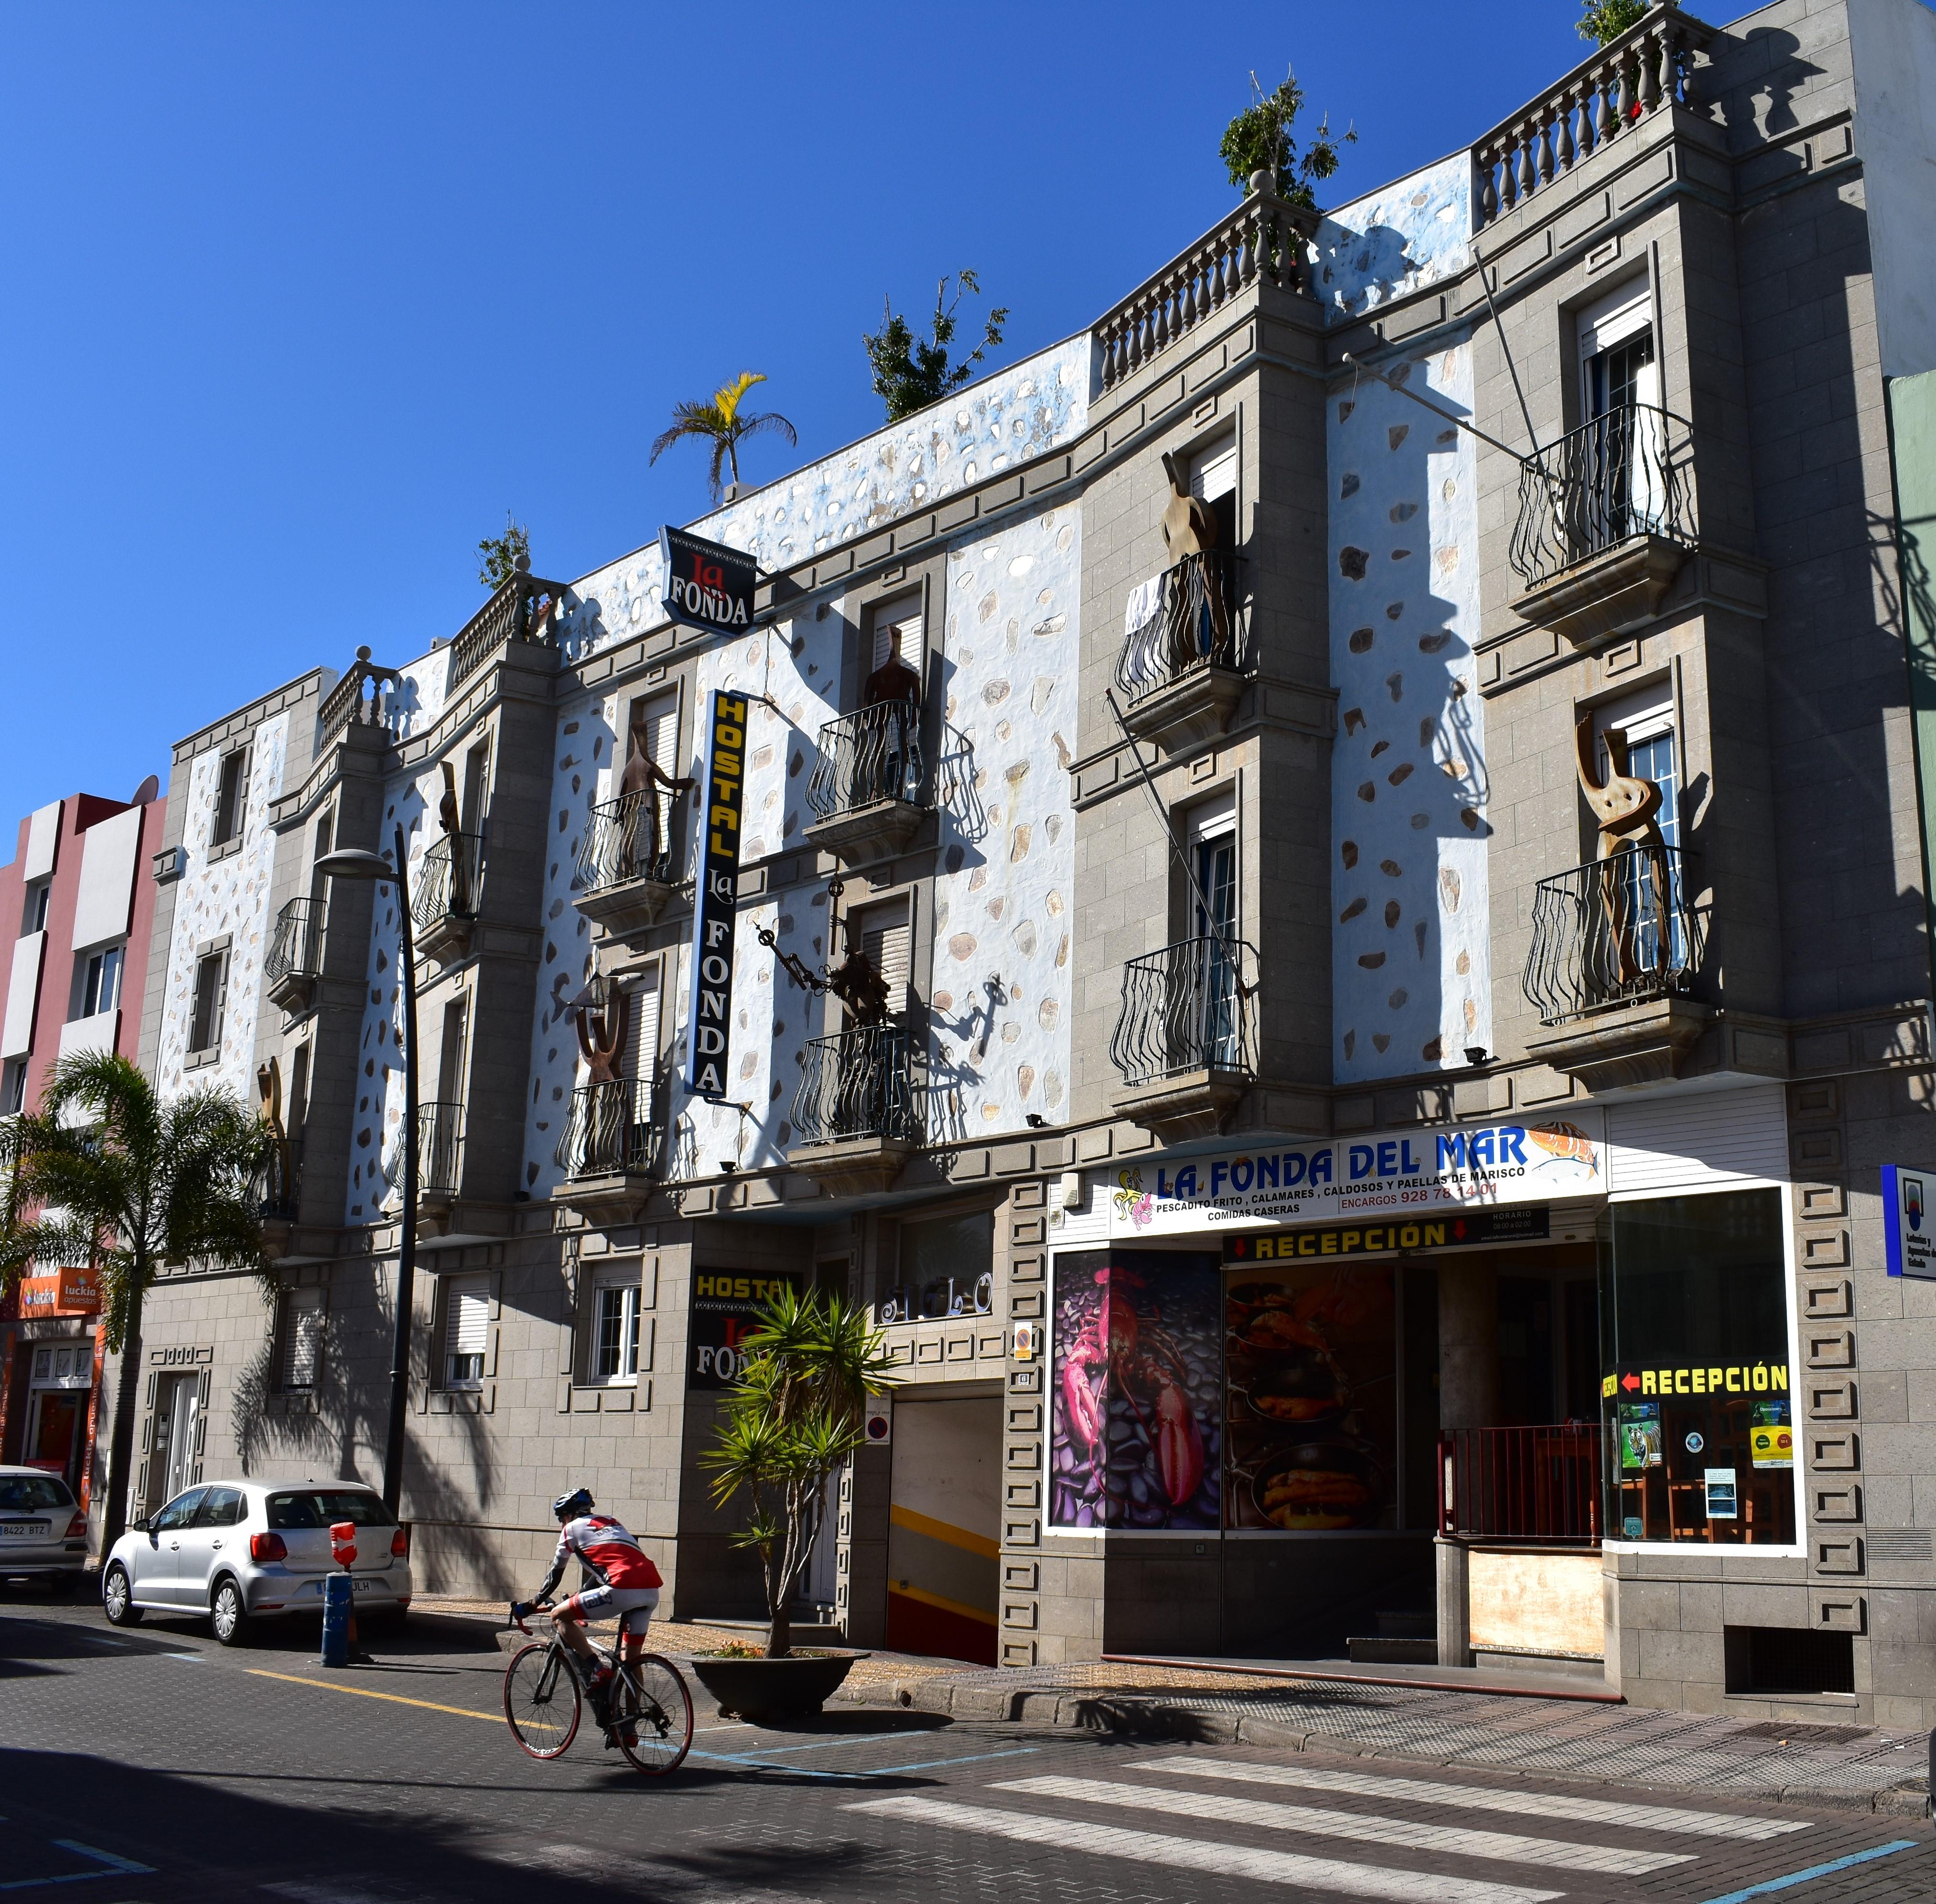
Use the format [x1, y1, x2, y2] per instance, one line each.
[886, 1396, 1000, 1665]
[151, 1371, 202, 1511]
[24, 1342, 94, 1494]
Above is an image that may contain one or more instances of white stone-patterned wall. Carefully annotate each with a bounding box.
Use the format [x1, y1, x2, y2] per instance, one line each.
[1327, 339, 1490, 1082]
[929, 506, 1081, 1139]
[155, 714, 289, 1103]
[1312, 153, 1472, 322]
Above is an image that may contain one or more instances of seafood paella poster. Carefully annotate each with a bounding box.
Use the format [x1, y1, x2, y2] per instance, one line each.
[1225, 1265, 1398, 1531]
[1107, 1110, 1607, 1239]
[1048, 1251, 1222, 1532]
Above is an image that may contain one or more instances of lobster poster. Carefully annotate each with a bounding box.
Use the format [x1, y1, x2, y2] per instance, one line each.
[1048, 1251, 1222, 1532]
[1225, 1263, 1397, 1531]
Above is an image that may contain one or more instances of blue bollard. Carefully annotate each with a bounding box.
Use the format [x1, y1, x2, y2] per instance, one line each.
[321, 1572, 353, 1668]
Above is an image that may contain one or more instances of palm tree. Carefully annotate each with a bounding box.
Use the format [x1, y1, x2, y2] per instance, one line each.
[649, 372, 797, 505]
[0, 1053, 270, 1548]
[700, 1285, 899, 1657]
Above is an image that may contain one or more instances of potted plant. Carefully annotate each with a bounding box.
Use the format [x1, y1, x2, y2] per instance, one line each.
[691, 1285, 899, 1722]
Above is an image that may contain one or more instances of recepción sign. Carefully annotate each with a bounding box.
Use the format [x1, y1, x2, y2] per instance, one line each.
[1881, 1163, 1936, 1279]
[1225, 1205, 1549, 1263]
[683, 690, 748, 1099]
[660, 527, 757, 636]
[1109, 1111, 1604, 1238]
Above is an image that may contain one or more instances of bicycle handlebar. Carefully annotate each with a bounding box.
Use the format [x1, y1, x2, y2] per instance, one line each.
[507, 1598, 555, 1636]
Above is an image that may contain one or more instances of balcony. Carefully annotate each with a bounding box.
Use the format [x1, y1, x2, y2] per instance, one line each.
[1509, 404, 1697, 644]
[1115, 551, 1243, 753]
[573, 788, 681, 941]
[389, 1100, 464, 1217]
[1521, 841, 1710, 1091]
[804, 705, 927, 867]
[786, 1023, 921, 1195]
[446, 569, 566, 693]
[551, 1078, 661, 1225]
[252, 1143, 302, 1259]
[264, 899, 324, 1017]
[1109, 935, 1256, 1141]
[413, 832, 483, 964]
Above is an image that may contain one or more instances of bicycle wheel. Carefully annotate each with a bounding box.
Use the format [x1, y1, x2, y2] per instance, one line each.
[613, 1653, 693, 1775]
[503, 1641, 581, 1759]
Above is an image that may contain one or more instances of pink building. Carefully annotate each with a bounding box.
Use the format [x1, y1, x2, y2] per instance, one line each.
[0, 781, 165, 1512]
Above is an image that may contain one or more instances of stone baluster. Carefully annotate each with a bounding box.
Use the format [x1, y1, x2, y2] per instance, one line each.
[1477, 146, 1499, 226]
[1553, 86, 1577, 177]
[1535, 106, 1556, 188]
[1497, 130, 1519, 212]
[1594, 63, 1615, 144]
[1516, 120, 1538, 202]
[1614, 51, 1635, 129]
[1639, 24, 1663, 114]
[1153, 281, 1172, 353]
[1237, 206, 1261, 291]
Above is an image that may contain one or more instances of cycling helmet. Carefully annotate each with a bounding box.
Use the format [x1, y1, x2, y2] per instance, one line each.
[551, 1486, 594, 1522]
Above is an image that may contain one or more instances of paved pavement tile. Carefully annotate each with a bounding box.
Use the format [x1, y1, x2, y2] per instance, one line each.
[2, 1592, 1932, 1903]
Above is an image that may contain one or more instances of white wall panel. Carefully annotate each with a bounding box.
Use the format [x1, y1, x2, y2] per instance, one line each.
[23, 803, 60, 882]
[2, 932, 45, 1058]
[58, 1010, 120, 1064]
[1606, 1085, 1788, 1199]
[72, 806, 143, 951]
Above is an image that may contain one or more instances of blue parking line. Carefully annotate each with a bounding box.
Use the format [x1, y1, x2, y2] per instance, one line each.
[843, 1746, 1042, 1776]
[0, 1841, 157, 1891]
[1700, 1839, 1921, 1903]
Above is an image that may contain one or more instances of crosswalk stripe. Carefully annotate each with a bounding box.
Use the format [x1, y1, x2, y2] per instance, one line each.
[997, 1775, 1693, 1877]
[847, 1796, 1565, 1904]
[1137, 1756, 1809, 1842]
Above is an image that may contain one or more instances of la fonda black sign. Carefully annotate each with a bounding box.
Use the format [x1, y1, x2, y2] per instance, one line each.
[660, 527, 757, 635]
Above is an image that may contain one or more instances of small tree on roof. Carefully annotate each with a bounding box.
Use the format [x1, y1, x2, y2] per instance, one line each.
[1220, 67, 1355, 205]
[864, 271, 1010, 424]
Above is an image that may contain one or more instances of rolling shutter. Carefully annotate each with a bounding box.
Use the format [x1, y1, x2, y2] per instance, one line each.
[282, 1287, 324, 1389]
[629, 967, 663, 1091]
[872, 606, 922, 671]
[1190, 440, 1237, 503]
[445, 1275, 489, 1362]
[860, 903, 912, 1012]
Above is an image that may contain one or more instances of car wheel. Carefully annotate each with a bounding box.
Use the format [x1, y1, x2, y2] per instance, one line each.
[210, 1578, 249, 1647]
[102, 1565, 143, 1626]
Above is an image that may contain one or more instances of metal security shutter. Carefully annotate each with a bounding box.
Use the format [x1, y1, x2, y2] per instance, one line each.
[445, 1275, 489, 1362]
[282, 1287, 324, 1390]
[1607, 1085, 1787, 1199]
[1190, 440, 1237, 503]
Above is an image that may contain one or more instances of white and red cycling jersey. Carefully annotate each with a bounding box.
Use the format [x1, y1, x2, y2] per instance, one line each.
[546, 1513, 663, 1594]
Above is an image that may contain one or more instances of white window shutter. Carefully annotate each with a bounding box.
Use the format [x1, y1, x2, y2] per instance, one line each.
[446, 1276, 489, 1359]
[872, 608, 921, 672]
[645, 693, 680, 778]
[282, 1288, 323, 1389]
[1190, 441, 1237, 503]
[861, 903, 912, 1011]
[630, 968, 662, 1086]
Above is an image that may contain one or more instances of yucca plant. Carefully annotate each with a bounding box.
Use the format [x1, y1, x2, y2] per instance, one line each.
[0, 1053, 271, 1546]
[649, 371, 798, 505]
[701, 1285, 899, 1657]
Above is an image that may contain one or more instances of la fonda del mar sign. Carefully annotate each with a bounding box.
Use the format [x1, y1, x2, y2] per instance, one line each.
[1107, 1110, 1606, 1239]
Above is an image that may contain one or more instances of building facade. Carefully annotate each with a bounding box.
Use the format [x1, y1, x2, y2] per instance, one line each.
[78, 0, 1936, 1725]
[0, 780, 166, 1510]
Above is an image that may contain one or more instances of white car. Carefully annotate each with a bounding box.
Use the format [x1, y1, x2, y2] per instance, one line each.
[0, 1466, 89, 1588]
[101, 1477, 414, 1646]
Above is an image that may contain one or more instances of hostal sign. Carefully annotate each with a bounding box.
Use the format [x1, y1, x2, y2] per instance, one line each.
[684, 690, 747, 1098]
[659, 527, 757, 636]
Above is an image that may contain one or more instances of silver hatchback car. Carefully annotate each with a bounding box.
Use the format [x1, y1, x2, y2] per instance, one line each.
[0, 1466, 89, 1587]
[101, 1477, 414, 1646]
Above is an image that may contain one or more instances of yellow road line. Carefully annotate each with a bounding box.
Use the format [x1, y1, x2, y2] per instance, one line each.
[247, 1667, 501, 1723]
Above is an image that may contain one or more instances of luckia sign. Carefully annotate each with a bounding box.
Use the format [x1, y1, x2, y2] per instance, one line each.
[1107, 1111, 1606, 1238]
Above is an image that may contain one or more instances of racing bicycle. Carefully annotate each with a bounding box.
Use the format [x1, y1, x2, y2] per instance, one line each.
[502, 1602, 693, 1775]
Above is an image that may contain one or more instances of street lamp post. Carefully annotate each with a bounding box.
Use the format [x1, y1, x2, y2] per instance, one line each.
[316, 826, 418, 1517]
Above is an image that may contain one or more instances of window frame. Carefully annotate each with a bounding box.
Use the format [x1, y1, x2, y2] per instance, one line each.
[442, 1273, 490, 1391]
[280, 1285, 325, 1392]
[77, 943, 124, 1021]
[211, 745, 252, 850]
[188, 945, 230, 1057]
[590, 1271, 643, 1385]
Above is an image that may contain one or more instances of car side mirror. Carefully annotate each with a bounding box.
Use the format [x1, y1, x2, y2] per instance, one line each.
[131, 1516, 150, 1534]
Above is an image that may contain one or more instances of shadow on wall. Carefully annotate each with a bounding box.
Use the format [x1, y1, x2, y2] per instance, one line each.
[1331, 352, 1491, 1079]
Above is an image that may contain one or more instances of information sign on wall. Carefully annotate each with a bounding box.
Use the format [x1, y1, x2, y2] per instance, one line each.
[1881, 1163, 1936, 1279]
[18, 1265, 104, 1315]
[689, 1269, 802, 1389]
[683, 690, 747, 1099]
[659, 527, 757, 635]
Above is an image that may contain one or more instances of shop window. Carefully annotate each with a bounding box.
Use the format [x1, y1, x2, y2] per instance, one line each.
[443, 1274, 489, 1388]
[899, 1208, 994, 1319]
[189, 948, 228, 1055]
[212, 746, 251, 848]
[280, 1286, 324, 1391]
[590, 1268, 642, 1383]
[1600, 1188, 1796, 1545]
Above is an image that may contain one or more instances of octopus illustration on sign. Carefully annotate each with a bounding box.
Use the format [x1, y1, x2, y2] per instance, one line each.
[1108, 1112, 1604, 1238]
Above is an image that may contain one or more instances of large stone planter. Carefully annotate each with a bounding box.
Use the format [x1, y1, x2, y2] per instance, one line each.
[688, 1652, 862, 1724]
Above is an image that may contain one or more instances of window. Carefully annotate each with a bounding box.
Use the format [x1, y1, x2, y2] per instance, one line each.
[853, 899, 912, 1021]
[0, 1473, 73, 1512]
[150, 1488, 206, 1533]
[867, 596, 923, 677]
[189, 949, 228, 1054]
[212, 746, 251, 848]
[901, 1208, 995, 1318]
[2, 1062, 25, 1116]
[1593, 685, 1685, 970]
[443, 1274, 488, 1388]
[592, 1272, 642, 1382]
[191, 1486, 246, 1528]
[77, 944, 123, 1020]
[266, 1488, 394, 1530]
[22, 881, 50, 936]
[1188, 795, 1241, 1070]
[1576, 279, 1665, 541]
[1190, 432, 1239, 551]
[280, 1286, 324, 1390]
[1599, 1188, 1796, 1547]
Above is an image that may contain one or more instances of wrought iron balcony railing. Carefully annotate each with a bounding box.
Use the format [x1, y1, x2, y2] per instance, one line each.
[1522, 841, 1698, 1026]
[252, 1142, 302, 1223]
[1109, 935, 1257, 1088]
[415, 1101, 464, 1199]
[791, 1023, 921, 1147]
[577, 788, 680, 893]
[414, 833, 484, 926]
[807, 704, 925, 821]
[1438, 1426, 1602, 1545]
[1115, 550, 1240, 702]
[554, 1077, 659, 1180]
[1509, 403, 1695, 592]
[264, 899, 324, 987]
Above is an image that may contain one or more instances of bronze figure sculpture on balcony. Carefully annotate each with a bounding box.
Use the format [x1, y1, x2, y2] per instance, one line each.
[438, 761, 472, 915]
[615, 709, 696, 882]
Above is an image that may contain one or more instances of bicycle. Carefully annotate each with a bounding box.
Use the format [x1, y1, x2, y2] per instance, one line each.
[502, 1602, 693, 1775]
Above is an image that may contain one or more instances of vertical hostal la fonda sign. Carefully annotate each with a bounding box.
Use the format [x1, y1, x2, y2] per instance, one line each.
[684, 689, 748, 1098]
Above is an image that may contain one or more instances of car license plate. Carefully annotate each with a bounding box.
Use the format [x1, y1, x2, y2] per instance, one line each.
[1, 1523, 48, 1538]
[353, 1578, 383, 1592]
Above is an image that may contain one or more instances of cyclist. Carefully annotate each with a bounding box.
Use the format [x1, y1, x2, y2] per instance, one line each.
[511, 1488, 662, 1738]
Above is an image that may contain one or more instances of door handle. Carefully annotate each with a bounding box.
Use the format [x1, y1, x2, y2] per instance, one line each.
[169, 1539, 180, 1550]
[211, 1539, 223, 1550]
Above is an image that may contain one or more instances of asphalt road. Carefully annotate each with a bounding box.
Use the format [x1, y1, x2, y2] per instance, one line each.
[2, 1588, 1933, 1904]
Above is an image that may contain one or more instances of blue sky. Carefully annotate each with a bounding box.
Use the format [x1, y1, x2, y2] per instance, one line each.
[0, 1, 1597, 822]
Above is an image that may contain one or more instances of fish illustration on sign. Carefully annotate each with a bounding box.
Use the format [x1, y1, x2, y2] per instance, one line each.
[1525, 1121, 1599, 1176]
